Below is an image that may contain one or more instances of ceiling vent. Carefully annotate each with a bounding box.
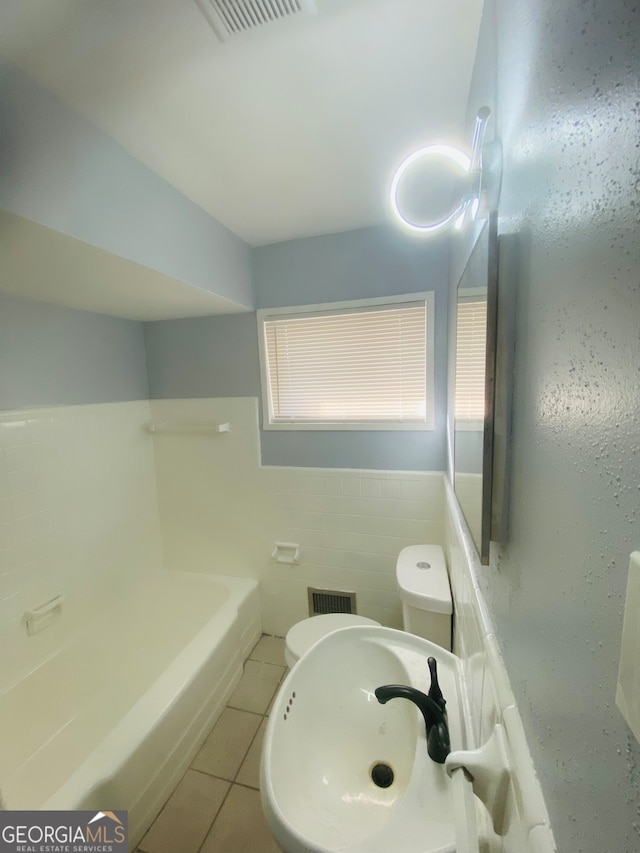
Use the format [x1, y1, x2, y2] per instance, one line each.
[195, 0, 317, 41]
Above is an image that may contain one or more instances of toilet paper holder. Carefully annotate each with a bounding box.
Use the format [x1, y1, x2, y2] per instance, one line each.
[272, 542, 301, 564]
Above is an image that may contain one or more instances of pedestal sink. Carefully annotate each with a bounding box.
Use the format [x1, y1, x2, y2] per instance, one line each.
[260, 625, 481, 853]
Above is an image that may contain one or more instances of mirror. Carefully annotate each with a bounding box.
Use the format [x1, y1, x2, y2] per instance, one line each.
[453, 213, 499, 564]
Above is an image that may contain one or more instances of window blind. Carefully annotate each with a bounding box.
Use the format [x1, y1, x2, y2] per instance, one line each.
[455, 297, 487, 421]
[263, 302, 428, 423]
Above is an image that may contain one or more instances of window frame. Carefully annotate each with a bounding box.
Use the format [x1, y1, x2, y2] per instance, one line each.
[257, 292, 435, 431]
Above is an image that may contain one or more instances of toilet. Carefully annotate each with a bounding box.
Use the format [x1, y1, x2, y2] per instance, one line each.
[396, 544, 453, 650]
[283, 544, 452, 666]
[284, 613, 380, 668]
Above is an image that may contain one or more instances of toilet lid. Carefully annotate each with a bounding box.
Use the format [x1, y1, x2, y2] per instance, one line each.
[286, 614, 379, 661]
[396, 544, 452, 615]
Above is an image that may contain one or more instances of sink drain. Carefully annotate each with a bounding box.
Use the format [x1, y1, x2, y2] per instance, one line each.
[370, 762, 394, 788]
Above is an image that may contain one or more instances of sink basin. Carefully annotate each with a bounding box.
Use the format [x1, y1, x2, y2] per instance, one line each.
[260, 625, 472, 853]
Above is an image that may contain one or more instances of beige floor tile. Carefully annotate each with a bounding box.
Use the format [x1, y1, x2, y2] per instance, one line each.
[138, 770, 229, 853]
[249, 635, 286, 666]
[200, 784, 282, 853]
[228, 659, 285, 715]
[266, 668, 288, 716]
[235, 718, 266, 789]
[192, 707, 262, 780]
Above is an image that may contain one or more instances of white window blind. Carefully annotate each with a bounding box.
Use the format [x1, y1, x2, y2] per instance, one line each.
[455, 297, 487, 421]
[263, 301, 428, 425]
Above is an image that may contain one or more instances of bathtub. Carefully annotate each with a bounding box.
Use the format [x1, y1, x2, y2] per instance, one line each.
[0, 570, 261, 846]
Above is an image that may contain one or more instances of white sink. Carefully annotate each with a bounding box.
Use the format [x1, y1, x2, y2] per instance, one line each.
[260, 625, 474, 853]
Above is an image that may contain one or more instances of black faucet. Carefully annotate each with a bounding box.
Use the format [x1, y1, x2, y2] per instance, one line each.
[375, 656, 451, 764]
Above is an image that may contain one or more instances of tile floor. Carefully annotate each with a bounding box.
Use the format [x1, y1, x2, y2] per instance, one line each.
[136, 635, 286, 853]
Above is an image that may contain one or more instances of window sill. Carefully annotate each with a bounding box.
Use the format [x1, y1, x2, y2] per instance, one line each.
[454, 419, 484, 432]
[263, 421, 435, 432]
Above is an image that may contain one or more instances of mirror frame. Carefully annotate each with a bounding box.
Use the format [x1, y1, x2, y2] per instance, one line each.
[453, 212, 499, 564]
[481, 211, 499, 563]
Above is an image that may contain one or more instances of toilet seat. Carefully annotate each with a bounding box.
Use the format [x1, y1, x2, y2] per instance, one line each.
[285, 614, 380, 668]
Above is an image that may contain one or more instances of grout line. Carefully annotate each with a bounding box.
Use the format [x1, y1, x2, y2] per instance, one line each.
[195, 778, 234, 853]
[189, 766, 232, 783]
[233, 714, 266, 786]
[221, 707, 264, 719]
[226, 702, 268, 714]
[233, 779, 260, 792]
[136, 764, 190, 851]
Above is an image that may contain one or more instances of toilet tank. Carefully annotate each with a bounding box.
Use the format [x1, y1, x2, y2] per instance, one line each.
[396, 545, 452, 651]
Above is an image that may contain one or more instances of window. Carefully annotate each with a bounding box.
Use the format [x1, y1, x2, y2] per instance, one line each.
[258, 294, 434, 430]
[455, 293, 487, 426]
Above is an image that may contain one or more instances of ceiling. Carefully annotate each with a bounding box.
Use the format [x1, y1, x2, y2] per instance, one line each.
[0, 0, 483, 247]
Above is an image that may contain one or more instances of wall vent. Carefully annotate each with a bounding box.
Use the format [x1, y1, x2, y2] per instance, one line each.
[308, 588, 356, 616]
[195, 0, 317, 41]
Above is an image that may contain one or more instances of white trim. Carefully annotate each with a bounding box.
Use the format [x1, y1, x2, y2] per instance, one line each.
[257, 293, 435, 432]
[458, 286, 487, 300]
[455, 419, 484, 432]
[261, 420, 433, 432]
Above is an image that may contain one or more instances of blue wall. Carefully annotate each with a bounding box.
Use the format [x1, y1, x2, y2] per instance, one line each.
[253, 225, 448, 309]
[0, 64, 253, 308]
[0, 295, 148, 410]
[145, 225, 450, 471]
[145, 312, 260, 400]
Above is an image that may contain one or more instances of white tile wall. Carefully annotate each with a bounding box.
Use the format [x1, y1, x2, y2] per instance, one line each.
[444, 477, 556, 853]
[452, 472, 482, 550]
[0, 402, 162, 688]
[148, 398, 445, 636]
[259, 465, 444, 635]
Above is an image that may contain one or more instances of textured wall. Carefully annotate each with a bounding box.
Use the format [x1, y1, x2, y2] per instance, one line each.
[458, 1, 640, 851]
[0, 295, 148, 409]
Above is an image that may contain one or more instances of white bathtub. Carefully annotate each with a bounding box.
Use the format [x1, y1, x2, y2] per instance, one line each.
[0, 570, 261, 846]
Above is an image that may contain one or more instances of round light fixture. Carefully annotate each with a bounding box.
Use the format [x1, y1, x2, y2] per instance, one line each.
[389, 145, 471, 234]
[389, 107, 498, 236]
